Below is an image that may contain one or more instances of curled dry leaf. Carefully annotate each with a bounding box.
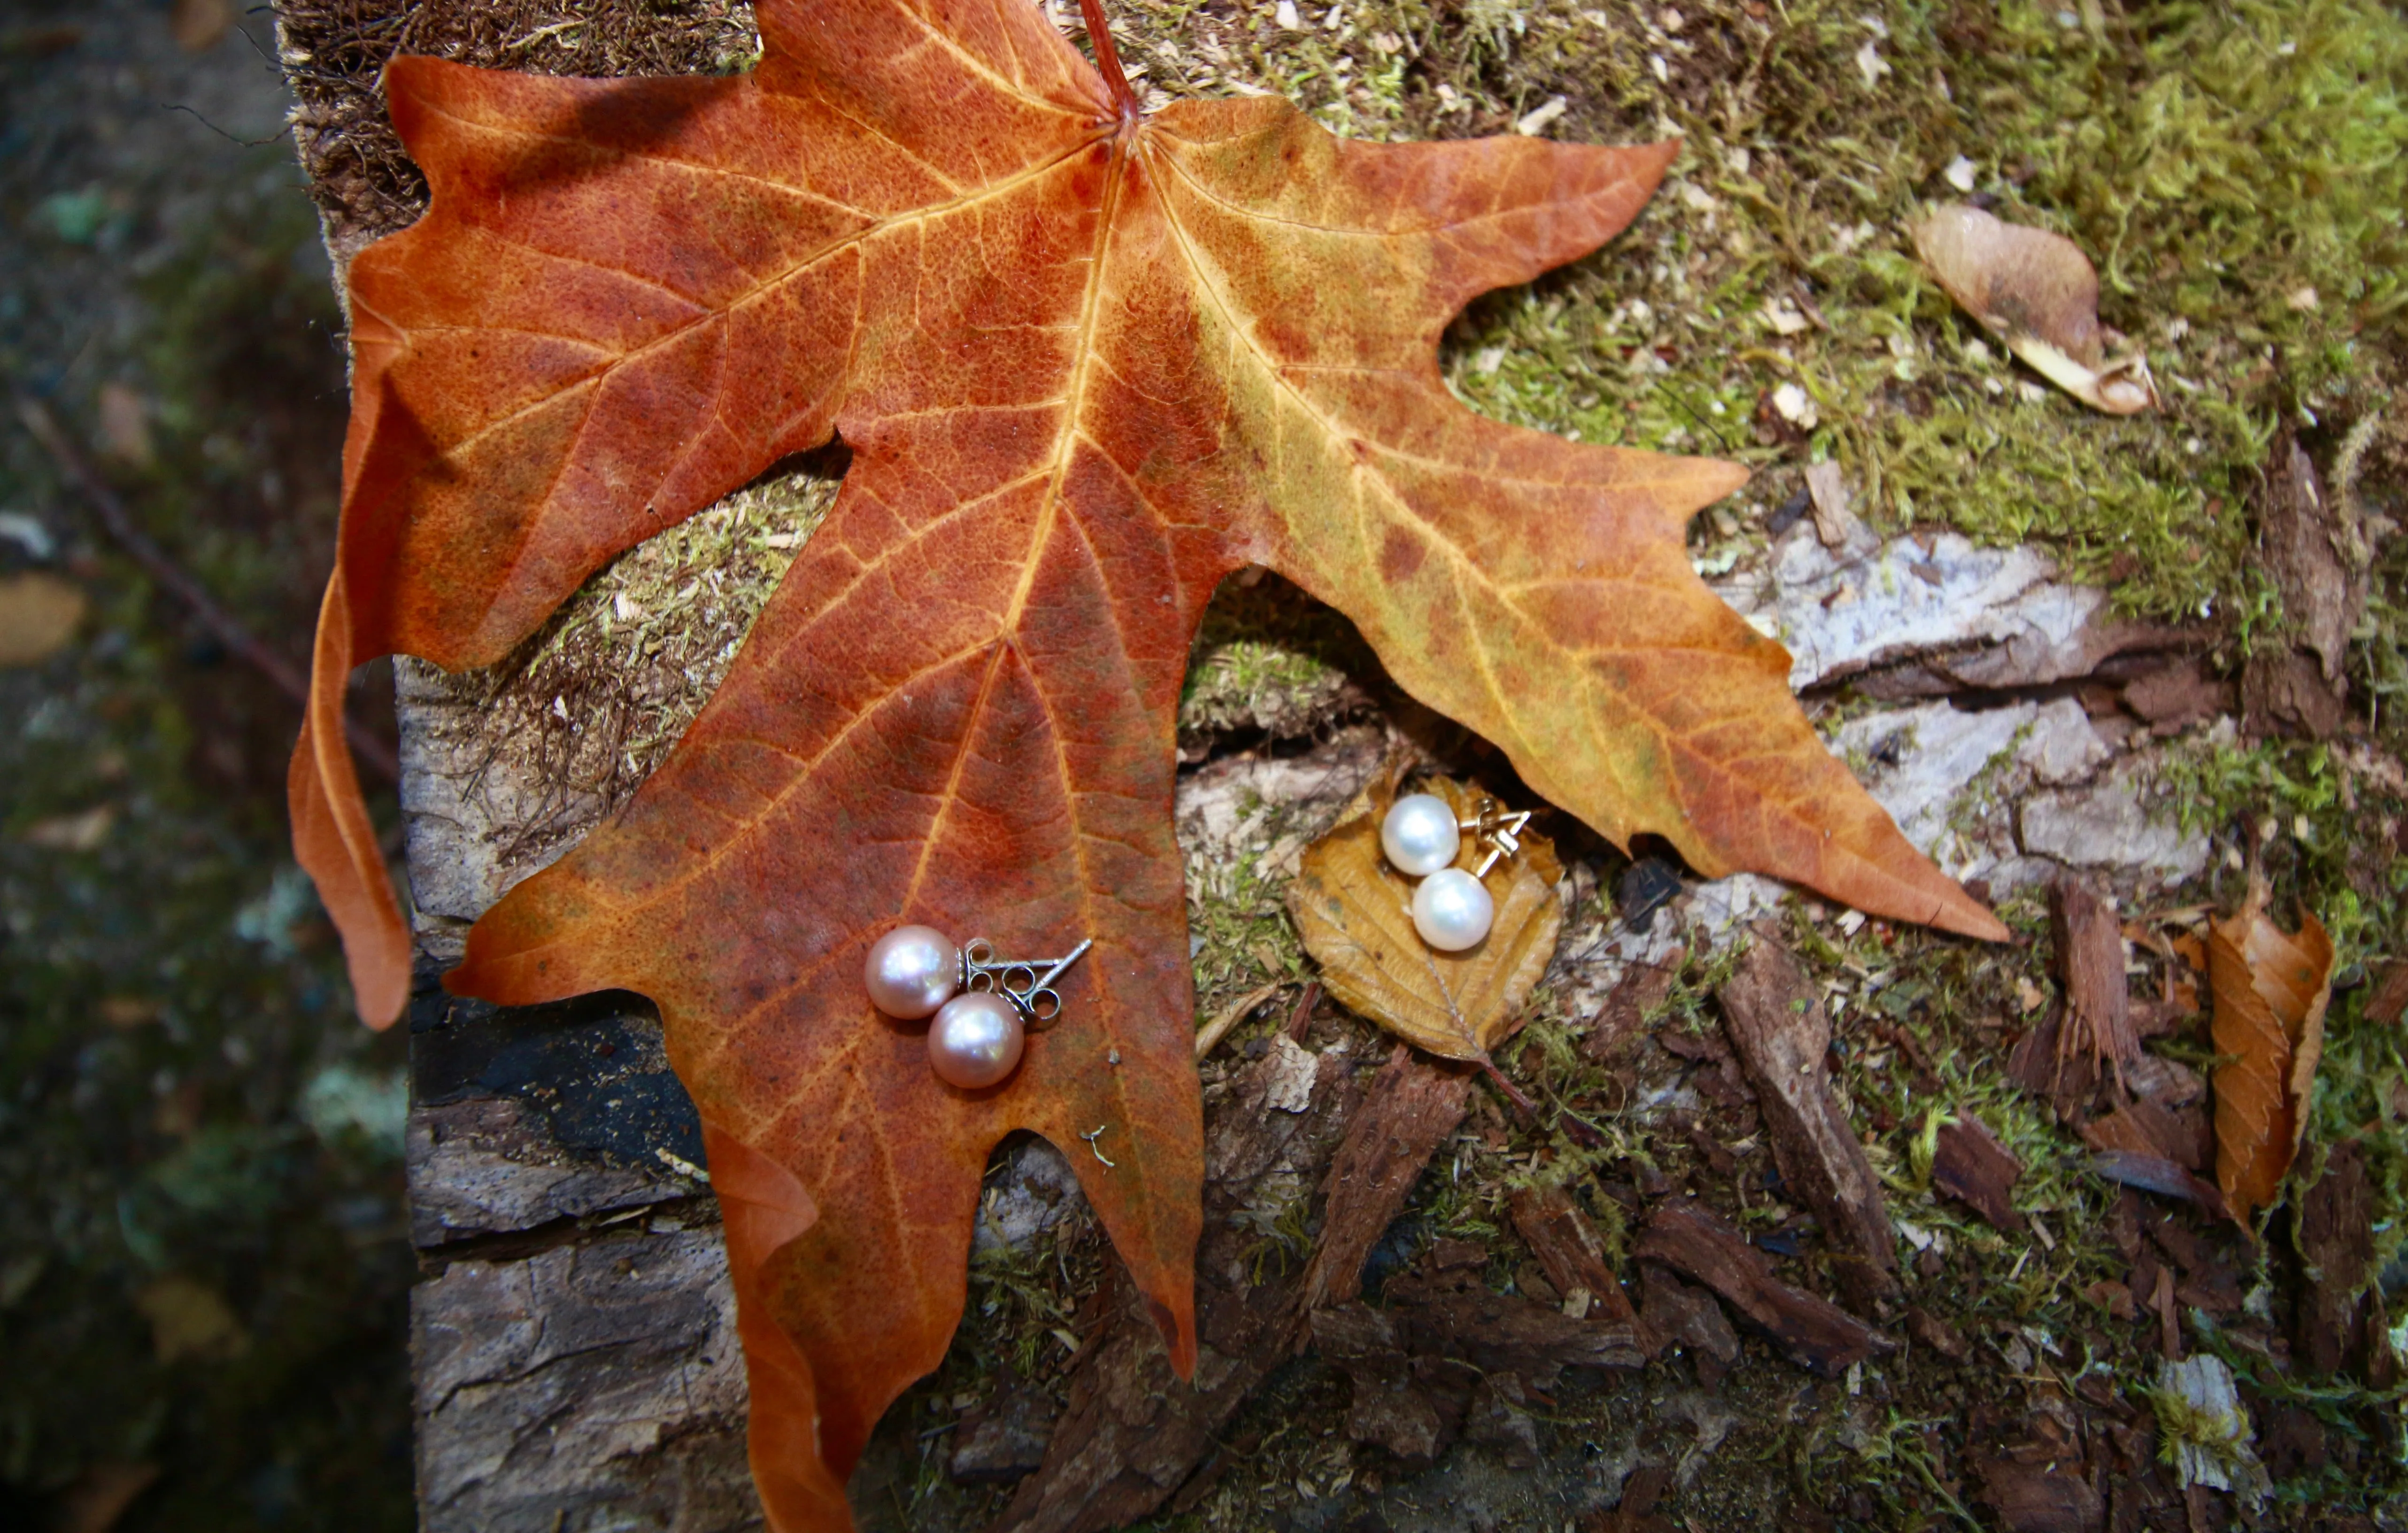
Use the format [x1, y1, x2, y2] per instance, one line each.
[1911, 203, 2157, 416]
[1289, 775, 1562, 1063]
[2208, 876, 2332, 1223]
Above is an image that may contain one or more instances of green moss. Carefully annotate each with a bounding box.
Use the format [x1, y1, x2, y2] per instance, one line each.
[1127, 0, 2407, 626]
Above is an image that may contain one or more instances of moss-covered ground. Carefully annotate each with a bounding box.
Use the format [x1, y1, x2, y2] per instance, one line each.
[857, 0, 2408, 1525]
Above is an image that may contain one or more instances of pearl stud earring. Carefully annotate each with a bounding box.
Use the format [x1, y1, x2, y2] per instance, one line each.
[863, 927, 1092, 1089]
[1377, 791, 1532, 952]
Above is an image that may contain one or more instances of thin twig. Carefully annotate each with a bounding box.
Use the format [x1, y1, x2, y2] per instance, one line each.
[14, 394, 398, 783]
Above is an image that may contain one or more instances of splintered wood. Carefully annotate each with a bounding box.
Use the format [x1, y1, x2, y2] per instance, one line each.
[1929, 1113, 2027, 1233]
[2051, 878, 2139, 1098]
[1632, 1201, 1894, 1378]
[1506, 1184, 1641, 1326]
[1298, 1044, 1472, 1310]
[1717, 934, 1897, 1306]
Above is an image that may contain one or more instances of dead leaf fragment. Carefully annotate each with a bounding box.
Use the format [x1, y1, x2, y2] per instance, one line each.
[1289, 776, 1563, 1062]
[1802, 461, 1861, 550]
[0, 571, 87, 666]
[2208, 877, 2331, 1223]
[57, 1463, 161, 1533]
[19, 804, 115, 852]
[1912, 204, 2156, 415]
[95, 382, 155, 465]
[134, 1275, 249, 1363]
[168, 0, 232, 51]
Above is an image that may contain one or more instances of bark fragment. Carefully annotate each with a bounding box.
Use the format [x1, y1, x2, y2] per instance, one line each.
[1297, 1043, 1472, 1310]
[948, 1385, 1060, 1485]
[1930, 1112, 2027, 1232]
[1314, 1243, 1641, 1463]
[2260, 435, 2367, 686]
[2242, 650, 2349, 740]
[1716, 934, 1896, 1305]
[2120, 657, 2232, 733]
[1636, 1262, 1742, 1383]
[2052, 877, 2139, 1095]
[1975, 1456, 2105, 1533]
[1379, 1245, 1647, 1379]
[2295, 1141, 2376, 1378]
[1506, 1183, 1640, 1326]
[1632, 1200, 1894, 1378]
[1582, 960, 1677, 1062]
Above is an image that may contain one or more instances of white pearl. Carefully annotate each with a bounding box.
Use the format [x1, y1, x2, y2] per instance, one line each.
[1412, 867, 1494, 952]
[1381, 792, 1461, 877]
[864, 924, 958, 1019]
[927, 991, 1025, 1089]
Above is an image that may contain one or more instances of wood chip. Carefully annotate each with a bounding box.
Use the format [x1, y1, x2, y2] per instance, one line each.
[1717, 934, 1896, 1305]
[1636, 1261, 1741, 1383]
[1930, 1112, 2027, 1232]
[1297, 1043, 1471, 1310]
[1632, 1200, 1894, 1378]
[1803, 461, 1862, 549]
[2258, 434, 2367, 687]
[1506, 1184, 1640, 1326]
[1905, 1304, 1970, 1361]
[2053, 876, 2139, 1090]
[2154, 1263, 2181, 1361]
[2294, 1141, 2376, 1377]
[1975, 1456, 2106, 1533]
[1582, 960, 1676, 1062]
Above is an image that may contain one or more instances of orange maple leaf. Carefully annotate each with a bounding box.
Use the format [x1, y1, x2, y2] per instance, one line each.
[290, 0, 2003, 1521]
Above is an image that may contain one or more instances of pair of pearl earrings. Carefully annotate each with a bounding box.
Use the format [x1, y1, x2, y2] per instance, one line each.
[1378, 792, 1529, 952]
[863, 926, 1092, 1090]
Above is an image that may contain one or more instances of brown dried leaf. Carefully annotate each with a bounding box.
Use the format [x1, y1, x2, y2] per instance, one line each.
[1911, 204, 2156, 415]
[2209, 876, 2333, 1223]
[1289, 775, 1563, 1062]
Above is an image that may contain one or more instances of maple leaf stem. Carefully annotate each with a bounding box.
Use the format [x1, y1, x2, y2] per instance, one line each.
[1076, 0, 1141, 121]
